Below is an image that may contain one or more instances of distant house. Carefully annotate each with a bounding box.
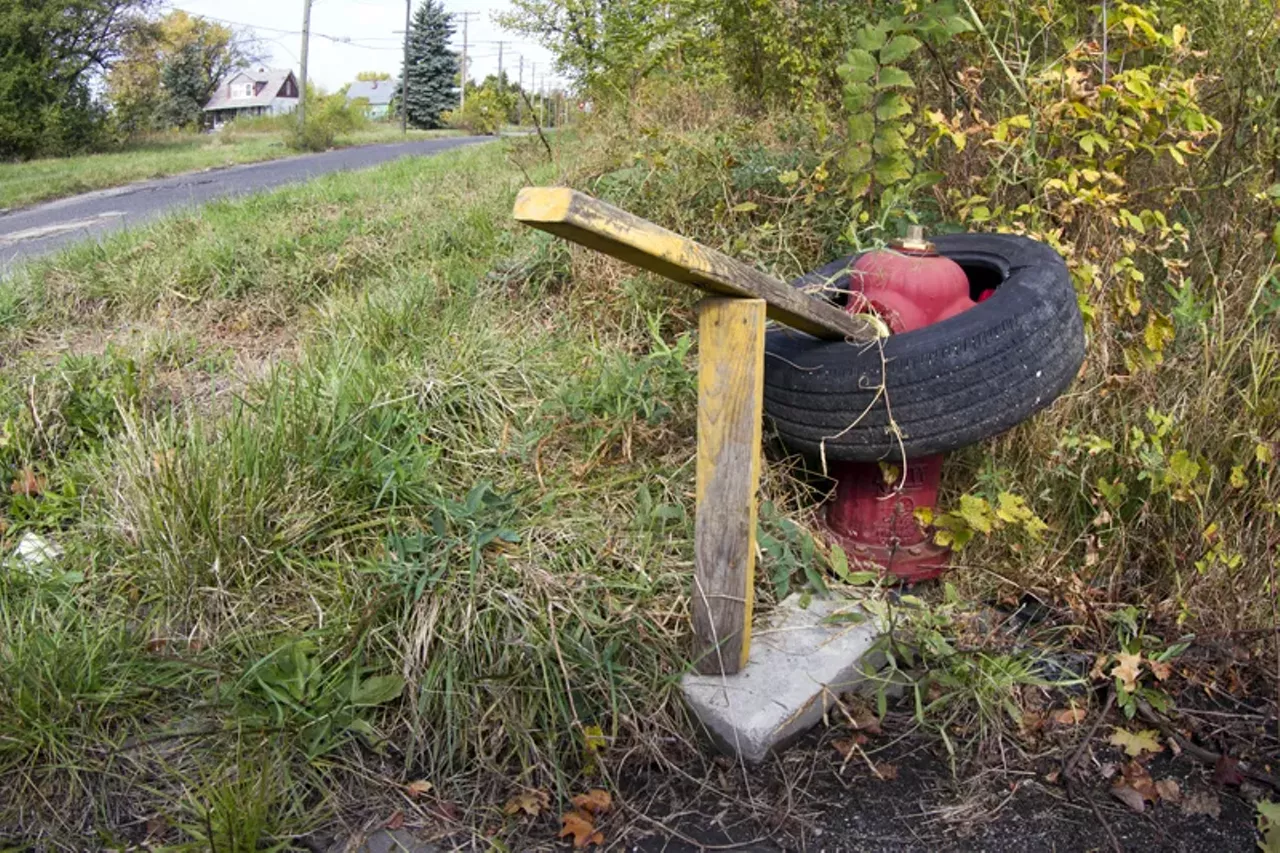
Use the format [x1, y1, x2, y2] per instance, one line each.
[346, 79, 396, 120]
[203, 66, 300, 128]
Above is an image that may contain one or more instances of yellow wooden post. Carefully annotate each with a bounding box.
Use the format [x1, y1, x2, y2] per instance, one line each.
[692, 297, 766, 676]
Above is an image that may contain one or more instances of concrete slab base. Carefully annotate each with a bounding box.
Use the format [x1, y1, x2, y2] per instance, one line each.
[681, 593, 884, 763]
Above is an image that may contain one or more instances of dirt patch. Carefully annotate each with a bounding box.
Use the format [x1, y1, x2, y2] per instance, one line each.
[621, 729, 1260, 852]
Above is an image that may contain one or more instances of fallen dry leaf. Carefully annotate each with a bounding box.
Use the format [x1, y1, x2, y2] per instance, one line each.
[1148, 659, 1172, 681]
[1044, 769, 1060, 784]
[1111, 784, 1146, 813]
[1052, 707, 1088, 725]
[405, 780, 433, 798]
[1213, 755, 1244, 787]
[503, 789, 550, 817]
[1110, 727, 1164, 757]
[571, 789, 612, 815]
[10, 468, 45, 497]
[1155, 778, 1182, 803]
[832, 735, 868, 760]
[1120, 760, 1157, 801]
[875, 763, 899, 781]
[1181, 790, 1221, 818]
[384, 810, 405, 830]
[145, 815, 168, 839]
[1111, 652, 1142, 691]
[559, 810, 604, 848]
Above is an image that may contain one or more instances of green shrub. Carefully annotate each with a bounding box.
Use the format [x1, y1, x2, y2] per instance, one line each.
[283, 90, 369, 152]
[444, 87, 504, 135]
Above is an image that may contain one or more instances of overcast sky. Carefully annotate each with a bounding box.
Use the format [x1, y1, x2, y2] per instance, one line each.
[160, 0, 561, 94]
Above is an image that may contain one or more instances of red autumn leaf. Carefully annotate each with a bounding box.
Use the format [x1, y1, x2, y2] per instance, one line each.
[1213, 755, 1244, 787]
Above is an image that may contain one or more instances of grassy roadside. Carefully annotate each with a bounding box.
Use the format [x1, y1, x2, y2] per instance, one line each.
[0, 125, 464, 211]
[0, 131, 710, 849]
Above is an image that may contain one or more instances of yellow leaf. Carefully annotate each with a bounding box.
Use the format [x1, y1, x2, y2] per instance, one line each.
[1110, 727, 1164, 757]
[958, 494, 994, 534]
[1110, 651, 1142, 691]
[1230, 465, 1249, 489]
[1259, 443, 1275, 465]
[583, 725, 607, 753]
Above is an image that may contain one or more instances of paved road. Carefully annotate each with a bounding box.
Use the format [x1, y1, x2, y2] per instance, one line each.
[0, 135, 492, 272]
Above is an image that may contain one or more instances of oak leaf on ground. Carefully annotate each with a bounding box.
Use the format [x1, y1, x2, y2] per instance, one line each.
[571, 789, 612, 815]
[1110, 727, 1163, 757]
[1120, 760, 1157, 801]
[1052, 707, 1088, 725]
[1181, 790, 1221, 817]
[560, 810, 604, 848]
[875, 763, 899, 781]
[1155, 778, 1182, 803]
[504, 789, 550, 817]
[405, 780, 433, 798]
[1110, 652, 1142, 691]
[1111, 784, 1145, 813]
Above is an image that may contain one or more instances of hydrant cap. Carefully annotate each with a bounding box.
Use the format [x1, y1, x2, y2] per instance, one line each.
[891, 224, 936, 255]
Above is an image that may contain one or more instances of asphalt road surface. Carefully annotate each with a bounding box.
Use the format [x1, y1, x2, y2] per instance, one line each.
[0, 135, 492, 272]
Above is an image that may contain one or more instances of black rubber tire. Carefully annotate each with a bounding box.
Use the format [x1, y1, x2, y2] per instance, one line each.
[763, 233, 1085, 462]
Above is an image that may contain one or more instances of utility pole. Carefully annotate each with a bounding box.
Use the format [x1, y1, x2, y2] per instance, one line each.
[496, 40, 506, 85]
[401, 0, 410, 134]
[458, 11, 478, 110]
[530, 62, 537, 125]
[516, 55, 524, 124]
[298, 0, 311, 128]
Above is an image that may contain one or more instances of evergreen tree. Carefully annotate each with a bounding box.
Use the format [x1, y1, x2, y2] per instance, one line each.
[160, 43, 211, 128]
[398, 0, 458, 129]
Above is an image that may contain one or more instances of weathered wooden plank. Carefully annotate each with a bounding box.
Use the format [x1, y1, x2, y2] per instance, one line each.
[513, 187, 873, 342]
[693, 298, 766, 675]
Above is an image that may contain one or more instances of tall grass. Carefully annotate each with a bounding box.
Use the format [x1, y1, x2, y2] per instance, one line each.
[0, 135, 708, 848]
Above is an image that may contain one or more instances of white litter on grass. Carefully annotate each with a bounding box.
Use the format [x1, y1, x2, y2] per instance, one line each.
[8, 532, 63, 576]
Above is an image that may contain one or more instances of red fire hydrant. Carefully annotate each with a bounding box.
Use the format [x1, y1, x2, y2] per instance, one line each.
[824, 227, 980, 584]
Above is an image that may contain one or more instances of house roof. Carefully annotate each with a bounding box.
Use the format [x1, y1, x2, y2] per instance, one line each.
[346, 79, 396, 106]
[204, 67, 297, 112]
